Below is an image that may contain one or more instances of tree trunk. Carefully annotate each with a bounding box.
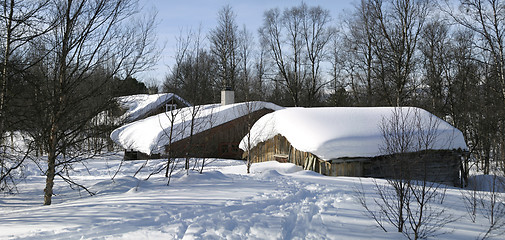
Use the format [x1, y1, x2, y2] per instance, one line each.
[44, 127, 57, 205]
[44, 153, 56, 205]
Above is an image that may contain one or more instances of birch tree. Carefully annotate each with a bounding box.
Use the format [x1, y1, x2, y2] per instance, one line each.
[259, 7, 305, 106]
[23, 0, 159, 205]
[369, 0, 428, 106]
[301, 3, 335, 106]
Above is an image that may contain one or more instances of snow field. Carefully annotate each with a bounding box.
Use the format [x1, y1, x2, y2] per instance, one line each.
[0, 154, 502, 239]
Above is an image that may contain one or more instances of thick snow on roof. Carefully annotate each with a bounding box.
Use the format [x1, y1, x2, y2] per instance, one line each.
[117, 93, 190, 122]
[239, 107, 468, 160]
[111, 101, 283, 154]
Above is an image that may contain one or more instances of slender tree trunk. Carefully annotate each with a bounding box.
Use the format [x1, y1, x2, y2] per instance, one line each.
[44, 4, 69, 203]
[165, 123, 173, 178]
[44, 123, 58, 205]
[44, 155, 55, 205]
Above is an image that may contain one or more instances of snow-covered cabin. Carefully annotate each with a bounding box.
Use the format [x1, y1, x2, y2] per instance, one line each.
[111, 101, 283, 160]
[239, 107, 468, 186]
[117, 93, 191, 123]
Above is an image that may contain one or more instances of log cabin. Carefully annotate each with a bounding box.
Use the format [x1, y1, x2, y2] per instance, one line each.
[239, 107, 468, 186]
[111, 90, 283, 160]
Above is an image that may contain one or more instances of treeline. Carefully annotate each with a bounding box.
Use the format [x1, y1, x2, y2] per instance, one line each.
[164, 1, 505, 176]
[0, 0, 158, 204]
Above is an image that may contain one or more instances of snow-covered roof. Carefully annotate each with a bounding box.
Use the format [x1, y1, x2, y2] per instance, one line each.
[111, 101, 283, 154]
[117, 93, 190, 122]
[239, 107, 468, 160]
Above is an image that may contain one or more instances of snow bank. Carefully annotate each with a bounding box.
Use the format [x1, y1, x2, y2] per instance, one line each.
[117, 93, 190, 122]
[111, 101, 283, 154]
[218, 160, 303, 176]
[468, 175, 505, 193]
[240, 107, 468, 160]
[178, 171, 230, 183]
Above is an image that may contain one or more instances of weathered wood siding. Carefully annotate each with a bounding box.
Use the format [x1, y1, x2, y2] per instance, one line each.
[368, 150, 461, 186]
[247, 135, 331, 175]
[329, 159, 368, 177]
[167, 108, 274, 159]
[246, 135, 462, 186]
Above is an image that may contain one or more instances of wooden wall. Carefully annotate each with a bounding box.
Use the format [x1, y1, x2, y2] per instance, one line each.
[245, 134, 462, 186]
[368, 150, 461, 186]
[167, 108, 274, 159]
[247, 134, 331, 174]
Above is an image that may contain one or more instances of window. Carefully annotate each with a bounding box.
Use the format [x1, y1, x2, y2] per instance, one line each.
[166, 104, 177, 112]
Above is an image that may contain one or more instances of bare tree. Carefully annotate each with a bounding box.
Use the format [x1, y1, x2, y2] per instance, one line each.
[342, 0, 378, 106]
[161, 102, 184, 185]
[238, 102, 276, 174]
[22, 0, 159, 205]
[0, 0, 53, 192]
[369, 0, 428, 106]
[237, 25, 254, 101]
[259, 3, 335, 106]
[183, 105, 201, 174]
[0, 0, 51, 136]
[237, 101, 259, 174]
[448, 0, 505, 106]
[259, 7, 305, 106]
[327, 30, 347, 106]
[419, 18, 451, 116]
[301, 3, 335, 106]
[253, 41, 270, 101]
[164, 27, 216, 104]
[443, 0, 505, 176]
[478, 175, 505, 239]
[462, 171, 505, 239]
[196, 107, 216, 174]
[358, 108, 456, 239]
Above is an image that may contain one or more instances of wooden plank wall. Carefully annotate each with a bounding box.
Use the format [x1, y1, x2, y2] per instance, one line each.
[248, 134, 331, 175]
[248, 134, 364, 176]
[167, 108, 274, 159]
[246, 135, 462, 186]
[330, 161, 364, 177]
[369, 150, 461, 186]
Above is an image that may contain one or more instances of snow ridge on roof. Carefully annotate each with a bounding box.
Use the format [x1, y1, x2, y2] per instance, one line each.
[111, 101, 283, 154]
[117, 93, 190, 122]
[239, 107, 468, 160]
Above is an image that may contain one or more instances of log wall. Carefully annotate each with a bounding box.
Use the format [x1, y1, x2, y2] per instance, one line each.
[247, 135, 331, 175]
[246, 134, 462, 186]
[368, 150, 461, 186]
[167, 108, 274, 159]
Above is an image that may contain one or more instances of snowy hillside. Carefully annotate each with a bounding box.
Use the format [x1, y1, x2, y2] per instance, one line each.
[0, 154, 502, 239]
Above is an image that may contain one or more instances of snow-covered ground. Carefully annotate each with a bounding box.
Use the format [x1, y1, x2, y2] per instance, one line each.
[1, 153, 503, 239]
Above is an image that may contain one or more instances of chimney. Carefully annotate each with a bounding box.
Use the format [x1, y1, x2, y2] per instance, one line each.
[221, 87, 234, 106]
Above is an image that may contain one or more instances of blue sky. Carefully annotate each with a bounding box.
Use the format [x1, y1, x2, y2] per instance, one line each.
[138, 0, 355, 85]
